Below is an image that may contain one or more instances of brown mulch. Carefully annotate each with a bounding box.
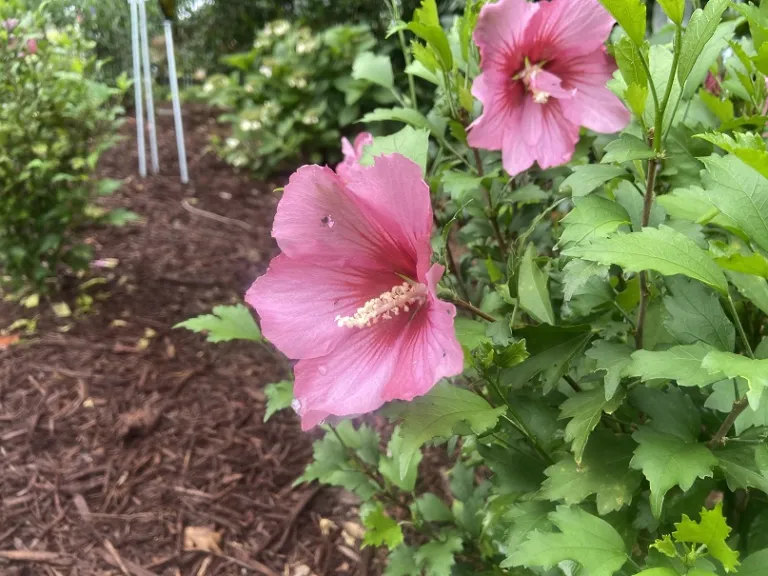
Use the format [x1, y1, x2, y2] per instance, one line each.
[0, 106, 372, 575]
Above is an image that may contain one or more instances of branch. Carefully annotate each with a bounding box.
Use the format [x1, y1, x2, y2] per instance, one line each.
[448, 295, 497, 323]
[709, 397, 750, 448]
[473, 149, 508, 254]
[634, 156, 659, 350]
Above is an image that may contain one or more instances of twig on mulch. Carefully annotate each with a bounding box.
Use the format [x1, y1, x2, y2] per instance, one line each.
[181, 198, 252, 231]
[269, 486, 322, 553]
[0, 550, 72, 565]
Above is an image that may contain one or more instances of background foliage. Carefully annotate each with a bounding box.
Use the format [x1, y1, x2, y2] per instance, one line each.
[0, 4, 126, 291]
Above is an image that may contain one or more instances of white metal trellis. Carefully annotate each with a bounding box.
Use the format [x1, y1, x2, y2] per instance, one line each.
[128, 0, 189, 184]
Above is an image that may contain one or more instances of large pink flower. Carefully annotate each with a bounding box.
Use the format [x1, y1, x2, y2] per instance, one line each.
[246, 154, 463, 429]
[468, 0, 630, 176]
[336, 132, 373, 181]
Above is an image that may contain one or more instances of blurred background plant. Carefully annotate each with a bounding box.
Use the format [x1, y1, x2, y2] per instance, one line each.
[0, 3, 126, 291]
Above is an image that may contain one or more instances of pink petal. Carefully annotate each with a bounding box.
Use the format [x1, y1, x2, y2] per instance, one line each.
[337, 132, 374, 181]
[554, 49, 630, 133]
[530, 69, 575, 100]
[293, 319, 404, 429]
[521, 99, 581, 169]
[245, 254, 403, 360]
[474, 0, 538, 70]
[383, 265, 463, 401]
[501, 123, 537, 176]
[526, 0, 615, 59]
[468, 74, 525, 151]
[343, 154, 433, 277]
[273, 165, 419, 275]
[340, 136, 355, 160]
[353, 132, 374, 154]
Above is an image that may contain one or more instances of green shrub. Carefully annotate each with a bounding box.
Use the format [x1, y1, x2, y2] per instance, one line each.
[199, 20, 394, 177]
[0, 7, 125, 291]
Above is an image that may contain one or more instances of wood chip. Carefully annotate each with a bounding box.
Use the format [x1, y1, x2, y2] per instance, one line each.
[183, 526, 222, 554]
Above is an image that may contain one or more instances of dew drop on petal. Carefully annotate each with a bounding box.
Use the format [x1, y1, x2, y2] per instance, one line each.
[320, 215, 335, 228]
[291, 398, 301, 413]
[318, 365, 328, 375]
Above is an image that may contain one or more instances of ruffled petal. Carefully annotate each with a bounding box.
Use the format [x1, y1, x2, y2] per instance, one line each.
[337, 132, 373, 181]
[383, 265, 463, 401]
[474, 0, 538, 70]
[468, 74, 525, 151]
[273, 165, 418, 275]
[246, 254, 402, 360]
[501, 119, 537, 176]
[293, 319, 404, 429]
[521, 99, 580, 170]
[554, 49, 630, 134]
[343, 154, 433, 276]
[526, 0, 615, 59]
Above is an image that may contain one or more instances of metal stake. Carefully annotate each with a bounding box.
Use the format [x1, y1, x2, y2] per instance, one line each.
[129, 0, 146, 177]
[164, 19, 189, 184]
[138, 0, 159, 173]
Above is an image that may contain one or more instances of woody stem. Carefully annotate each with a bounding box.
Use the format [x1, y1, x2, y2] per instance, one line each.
[473, 149, 508, 254]
[449, 295, 497, 323]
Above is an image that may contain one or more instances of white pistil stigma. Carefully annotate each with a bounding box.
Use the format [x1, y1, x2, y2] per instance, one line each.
[335, 282, 428, 329]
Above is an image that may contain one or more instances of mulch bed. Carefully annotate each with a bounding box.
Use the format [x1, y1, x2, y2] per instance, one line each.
[0, 106, 373, 575]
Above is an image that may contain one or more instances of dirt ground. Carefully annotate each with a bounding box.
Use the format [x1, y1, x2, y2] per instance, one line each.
[0, 107, 374, 575]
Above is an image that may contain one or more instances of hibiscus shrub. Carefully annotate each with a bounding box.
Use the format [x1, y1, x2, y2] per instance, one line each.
[198, 20, 398, 177]
[0, 6, 125, 291]
[180, 0, 768, 574]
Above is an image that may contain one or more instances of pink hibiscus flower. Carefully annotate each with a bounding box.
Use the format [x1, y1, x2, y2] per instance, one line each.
[336, 132, 373, 181]
[246, 154, 463, 429]
[468, 0, 630, 176]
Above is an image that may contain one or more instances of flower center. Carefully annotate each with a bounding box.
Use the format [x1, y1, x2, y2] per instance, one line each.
[335, 281, 428, 329]
[515, 58, 551, 104]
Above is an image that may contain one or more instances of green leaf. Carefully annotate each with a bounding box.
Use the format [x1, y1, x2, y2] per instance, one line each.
[408, 0, 453, 71]
[352, 52, 394, 89]
[560, 164, 628, 197]
[614, 180, 667, 231]
[701, 154, 768, 253]
[412, 493, 453, 523]
[479, 444, 547, 494]
[264, 380, 294, 422]
[678, 0, 731, 90]
[651, 534, 679, 558]
[561, 386, 626, 464]
[672, 502, 740, 572]
[562, 260, 610, 302]
[684, 20, 739, 99]
[384, 546, 419, 576]
[585, 340, 634, 400]
[702, 351, 768, 409]
[502, 326, 592, 387]
[518, 244, 555, 325]
[559, 195, 631, 247]
[174, 304, 262, 343]
[503, 501, 556, 551]
[360, 107, 431, 130]
[97, 178, 123, 196]
[360, 126, 430, 176]
[739, 549, 768, 576]
[663, 277, 735, 352]
[629, 386, 702, 442]
[386, 383, 505, 471]
[599, 0, 646, 46]
[507, 505, 627, 576]
[415, 533, 463, 576]
[541, 430, 642, 515]
[360, 502, 404, 549]
[697, 132, 768, 179]
[645, 45, 681, 131]
[634, 569, 679, 576]
[630, 427, 717, 518]
[625, 82, 649, 117]
[441, 170, 484, 202]
[602, 134, 655, 164]
[715, 443, 768, 494]
[106, 208, 140, 226]
[627, 343, 724, 387]
[298, 430, 378, 499]
[715, 253, 768, 279]
[615, 36, 648, 88]
[657, 0, 685, 24]
[379, 427, 422, 490]
[727, 271, 768, 316]
[563, 226, 728, 294]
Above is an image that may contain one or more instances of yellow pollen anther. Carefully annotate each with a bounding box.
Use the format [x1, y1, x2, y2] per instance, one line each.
[335, 282, 428, 329]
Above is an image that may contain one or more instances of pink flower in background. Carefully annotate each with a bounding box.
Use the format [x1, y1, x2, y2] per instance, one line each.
[3, 18, 18, 32]
[468, 0, 630, 176]
[336, 132, 373, 181]
[704, 71, 722, 97]
[25, 38, 37, 54]
[246, 154, 463, 429]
